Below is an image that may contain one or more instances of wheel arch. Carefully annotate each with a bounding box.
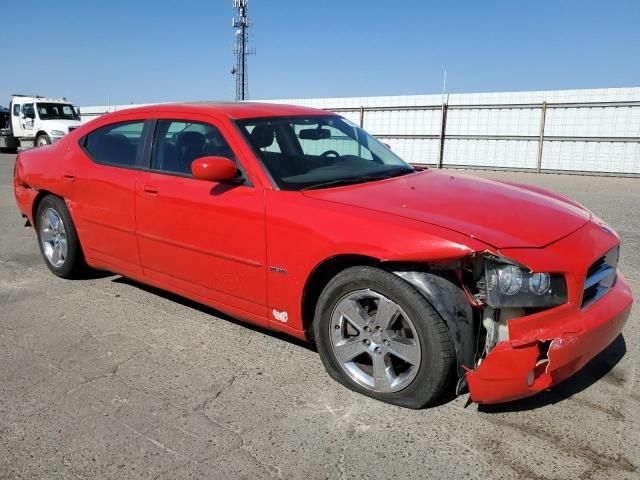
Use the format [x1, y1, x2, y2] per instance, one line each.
[31, 189, 56, 226]
[35, 130, 49, 140]
[392, 267, 475, 391]
[302, 254, 476, 391]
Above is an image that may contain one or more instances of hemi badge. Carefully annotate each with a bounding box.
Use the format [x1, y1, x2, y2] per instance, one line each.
[269, 266, 287, 274]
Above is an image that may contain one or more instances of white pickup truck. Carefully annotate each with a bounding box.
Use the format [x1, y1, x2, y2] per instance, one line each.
[0, 95, 82, 152]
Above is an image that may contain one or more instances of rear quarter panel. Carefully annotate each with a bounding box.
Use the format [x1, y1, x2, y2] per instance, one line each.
[14, 141, 77, 224]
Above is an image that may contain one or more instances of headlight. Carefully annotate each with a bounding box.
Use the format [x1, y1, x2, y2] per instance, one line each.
[51, 130, 66, 136]
[485, 260, 567, 307]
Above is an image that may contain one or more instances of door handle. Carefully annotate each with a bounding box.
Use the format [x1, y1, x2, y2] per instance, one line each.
[63, 173, 75, 182]
[142, 185, 159, 196]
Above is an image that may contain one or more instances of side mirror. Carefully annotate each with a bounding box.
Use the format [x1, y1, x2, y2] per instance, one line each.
[191, 156, 239, 182]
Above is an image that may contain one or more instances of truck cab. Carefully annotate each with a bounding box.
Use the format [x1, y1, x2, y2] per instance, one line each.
[9, 95, 82, 147]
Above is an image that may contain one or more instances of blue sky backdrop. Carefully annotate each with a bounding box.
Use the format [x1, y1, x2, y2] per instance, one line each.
[1, 0, 639, 106]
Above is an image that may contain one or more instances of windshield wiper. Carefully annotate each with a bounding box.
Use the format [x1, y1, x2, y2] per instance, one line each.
[301, 167, 414, 190]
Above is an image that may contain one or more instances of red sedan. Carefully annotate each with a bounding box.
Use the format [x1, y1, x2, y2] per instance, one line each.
[13, 102, 633, 407]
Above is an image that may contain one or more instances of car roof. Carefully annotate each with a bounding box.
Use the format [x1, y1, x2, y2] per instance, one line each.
[105, 101, 334, 121]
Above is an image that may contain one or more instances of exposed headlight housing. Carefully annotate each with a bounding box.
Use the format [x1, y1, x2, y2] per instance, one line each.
[485, 260, 567, 307]
[51, 130, 66, 136]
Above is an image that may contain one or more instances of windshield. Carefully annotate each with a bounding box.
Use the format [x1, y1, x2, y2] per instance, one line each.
[237, 115, 414, 190]
[36, 103, 80, 121]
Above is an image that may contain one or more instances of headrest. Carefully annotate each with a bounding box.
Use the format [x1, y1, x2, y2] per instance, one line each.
[178, 131, 205, 149]
[250, 125, 275, 149]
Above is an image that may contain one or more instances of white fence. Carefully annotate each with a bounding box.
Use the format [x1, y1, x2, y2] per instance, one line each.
[81, 87, 640, 175]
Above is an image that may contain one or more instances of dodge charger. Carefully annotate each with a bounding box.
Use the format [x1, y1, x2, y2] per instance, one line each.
[13, 102, 633, 407]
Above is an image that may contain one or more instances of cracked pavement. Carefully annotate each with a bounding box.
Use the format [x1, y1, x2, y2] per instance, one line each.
[0, 152, 638, 479]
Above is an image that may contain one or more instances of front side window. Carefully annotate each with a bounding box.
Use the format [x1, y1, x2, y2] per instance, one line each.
[237, 115, 413, 190]
[36, 103, 80, 121]
[83, 121, 145, 168]
[22, 104, 35, 119]
[151, 120, 236, 176]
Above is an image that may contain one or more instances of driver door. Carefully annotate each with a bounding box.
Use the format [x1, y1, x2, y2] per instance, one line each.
[21, 103, 36, 137]
[135, 116, 268, 323]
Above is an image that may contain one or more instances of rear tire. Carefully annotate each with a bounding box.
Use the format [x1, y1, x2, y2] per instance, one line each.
[314, 266, 455, 409]
[35, 195, 86, 278]
[35, 134, 51, 147]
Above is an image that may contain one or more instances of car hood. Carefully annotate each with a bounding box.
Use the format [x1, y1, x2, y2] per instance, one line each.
[302, 170, 591, 249]
[47, 120, 82, 131]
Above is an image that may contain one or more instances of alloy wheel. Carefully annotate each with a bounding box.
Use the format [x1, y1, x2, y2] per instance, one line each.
[329, 289, 422, 393]
[39, 208, 67, 268]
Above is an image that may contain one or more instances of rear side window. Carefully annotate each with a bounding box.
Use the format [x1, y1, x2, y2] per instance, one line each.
[13, 104, 20, 116]
[83, 121, 145, 168]
[151, 120, 236, 175]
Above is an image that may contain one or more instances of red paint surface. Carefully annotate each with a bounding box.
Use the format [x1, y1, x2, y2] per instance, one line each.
[13, 102, 634, 404]
[191, 156, 237, 181]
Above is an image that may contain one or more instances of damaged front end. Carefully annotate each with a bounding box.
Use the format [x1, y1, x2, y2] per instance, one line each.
[396, 245, 632, 404]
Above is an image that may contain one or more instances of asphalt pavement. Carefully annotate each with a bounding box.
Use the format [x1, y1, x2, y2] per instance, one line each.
[0, 152, 638, 479]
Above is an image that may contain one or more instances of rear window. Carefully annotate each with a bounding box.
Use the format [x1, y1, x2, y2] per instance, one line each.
[83, 121, 146, 168]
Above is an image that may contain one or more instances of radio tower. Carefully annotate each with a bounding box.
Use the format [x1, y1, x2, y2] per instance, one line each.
[231, 0, 254, 101]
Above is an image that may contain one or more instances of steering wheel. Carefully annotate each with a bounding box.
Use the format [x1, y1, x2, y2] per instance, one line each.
[320, 150, 341, 158]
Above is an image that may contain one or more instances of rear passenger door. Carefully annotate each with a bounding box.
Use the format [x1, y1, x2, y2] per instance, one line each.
[76, 120, 150, 276]
[135, 117, 268, 322]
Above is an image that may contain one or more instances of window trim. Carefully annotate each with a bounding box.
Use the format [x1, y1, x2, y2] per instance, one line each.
[78, 119, 153, 171]
[78, 117, 253, 187]
[235, 114, 412, 191]
[147, 118, 252, 185]
[233, 114, 368, 191]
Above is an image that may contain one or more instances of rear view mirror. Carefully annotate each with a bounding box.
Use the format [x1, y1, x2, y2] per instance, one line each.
[299, 128, 331, 140]
[191, 156, 238, 182]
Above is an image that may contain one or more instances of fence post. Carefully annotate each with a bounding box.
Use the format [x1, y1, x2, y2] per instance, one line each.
[437, 101, 448, 169]
[536, 101, 547, 173]
[359, 105, 365, 128]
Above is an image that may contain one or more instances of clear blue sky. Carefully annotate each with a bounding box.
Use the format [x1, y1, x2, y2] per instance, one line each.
[1, 0, 639, 106]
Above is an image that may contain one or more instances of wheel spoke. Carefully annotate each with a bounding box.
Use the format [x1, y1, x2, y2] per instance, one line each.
[58, 237, 67, 259]
[333, 338, 368, 363]
[375, 297, 399, 331]
[41, 228, 54, 243]
[47, 210, 59, 232]
[337, 299, 369, 332]
[50, 245, 61, 265]
[386, 337, 420, 365]
[372, 352, 393, 390]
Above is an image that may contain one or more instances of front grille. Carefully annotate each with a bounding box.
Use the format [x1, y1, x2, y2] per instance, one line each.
[581, 246, 619, 309]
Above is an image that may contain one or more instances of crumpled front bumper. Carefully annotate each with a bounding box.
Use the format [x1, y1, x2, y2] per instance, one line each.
[466, 272, 632, 404]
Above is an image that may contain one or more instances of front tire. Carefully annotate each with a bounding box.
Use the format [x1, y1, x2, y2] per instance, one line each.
[35, 195, 86, 278]
[314, 266, 455, 409]
[35, 134, 51, 147]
